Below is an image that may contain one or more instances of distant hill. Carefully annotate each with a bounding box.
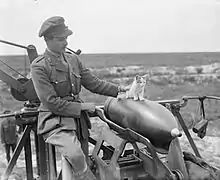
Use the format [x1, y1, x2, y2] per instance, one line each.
[80, 52, 220, 68]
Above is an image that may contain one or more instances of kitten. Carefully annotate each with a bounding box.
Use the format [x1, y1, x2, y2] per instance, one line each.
[126, 74, 150, 101]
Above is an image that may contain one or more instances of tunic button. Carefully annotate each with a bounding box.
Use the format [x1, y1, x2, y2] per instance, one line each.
[72, 84, 74, 86]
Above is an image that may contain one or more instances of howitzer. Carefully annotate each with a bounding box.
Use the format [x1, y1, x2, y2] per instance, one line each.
[104, 97, 182, 154]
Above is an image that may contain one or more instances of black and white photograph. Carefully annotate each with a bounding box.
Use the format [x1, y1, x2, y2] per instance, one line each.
[0, 0, 220, 179]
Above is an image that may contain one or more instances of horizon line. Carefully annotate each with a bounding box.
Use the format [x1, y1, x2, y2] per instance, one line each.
[0, 51, 220, 56]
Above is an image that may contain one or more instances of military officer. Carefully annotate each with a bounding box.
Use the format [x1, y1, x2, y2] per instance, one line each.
[30, 16, 128, 180]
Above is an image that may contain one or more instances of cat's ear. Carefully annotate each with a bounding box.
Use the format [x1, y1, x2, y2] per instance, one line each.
[142, 74, 149, 79]
[143, 71, 152, 79]
[135, 75, 140, 80]
[148, 71, 153, 77]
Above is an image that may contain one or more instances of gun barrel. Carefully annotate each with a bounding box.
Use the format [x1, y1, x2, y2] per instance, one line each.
[104, 97, 179, 153]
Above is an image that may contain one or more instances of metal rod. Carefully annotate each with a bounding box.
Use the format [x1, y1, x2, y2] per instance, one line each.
[182, 95, 220, 101]
[0, 39, 28, 49]
[173, 108, 201, 158]
[1, 125, 32, 180]
[38, 133, 48, 180]
[205, 95, 220, 100]
[34, 131, 40, 177]
[89, 136, 114, 155]
[200, 99, 206, 119]
[0, 59, 28, 79]
[0, 110, 48, 119]
[24, 126, 34, 180]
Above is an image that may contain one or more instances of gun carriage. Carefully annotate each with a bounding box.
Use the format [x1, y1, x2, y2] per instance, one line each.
[0, 40, 219, 180]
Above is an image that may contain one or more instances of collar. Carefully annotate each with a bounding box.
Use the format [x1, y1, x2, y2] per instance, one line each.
[44, 49, 69, 71]
[46, 48, 63, 58]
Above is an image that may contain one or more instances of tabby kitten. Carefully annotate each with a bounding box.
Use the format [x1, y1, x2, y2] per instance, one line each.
[126, 74, 150, 101]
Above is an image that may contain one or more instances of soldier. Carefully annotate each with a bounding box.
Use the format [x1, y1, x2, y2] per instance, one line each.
[1, 109, 18, 163]
[30, 16, 128, 180]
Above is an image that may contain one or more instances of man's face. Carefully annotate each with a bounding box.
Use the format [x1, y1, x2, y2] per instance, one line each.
[46, 36, 68, 53]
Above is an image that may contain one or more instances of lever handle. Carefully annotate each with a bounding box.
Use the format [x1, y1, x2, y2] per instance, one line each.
[192, 118, 208, 138]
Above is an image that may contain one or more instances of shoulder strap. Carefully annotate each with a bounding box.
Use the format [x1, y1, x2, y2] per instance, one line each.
[32, 55, 44, 64]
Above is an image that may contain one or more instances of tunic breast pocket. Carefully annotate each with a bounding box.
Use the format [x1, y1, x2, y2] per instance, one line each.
[51, 71, 71, 98]
[70, 72, 81, 94]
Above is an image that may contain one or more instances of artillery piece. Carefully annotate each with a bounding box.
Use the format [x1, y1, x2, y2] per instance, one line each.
[0, 39, 219, 180]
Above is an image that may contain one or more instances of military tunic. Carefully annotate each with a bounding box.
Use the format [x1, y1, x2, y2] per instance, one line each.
[30, 49, 119, 137]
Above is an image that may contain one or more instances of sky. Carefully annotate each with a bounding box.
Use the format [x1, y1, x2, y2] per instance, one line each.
[0, 0, 220, 55]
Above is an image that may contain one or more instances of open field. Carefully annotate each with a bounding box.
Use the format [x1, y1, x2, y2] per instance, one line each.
[1, 51, 220, 69]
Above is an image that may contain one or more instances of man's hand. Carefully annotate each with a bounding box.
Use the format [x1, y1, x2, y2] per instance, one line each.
[81, 103, 96, 113]
[118, 85, 130, 93]
[117, 93, 126, 100]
